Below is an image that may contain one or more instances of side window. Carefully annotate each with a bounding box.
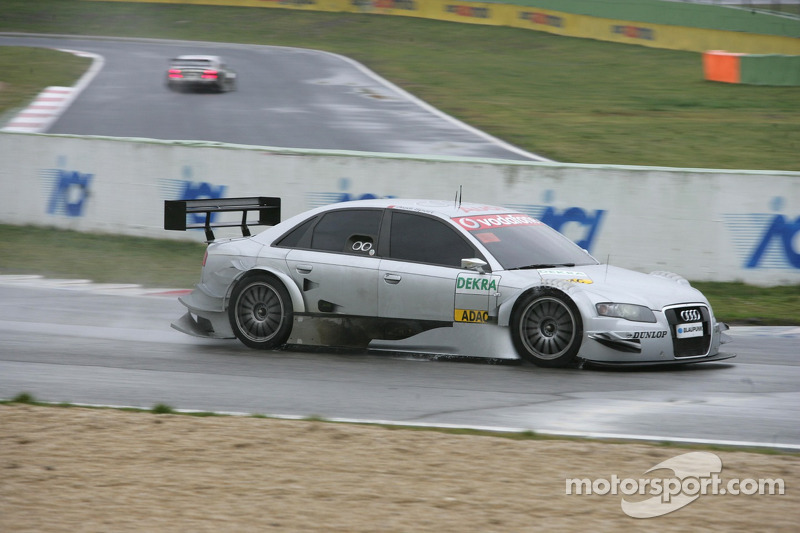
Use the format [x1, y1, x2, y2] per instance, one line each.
[275, 216, 316, 248]
[310, 209, 383, 255]
[389, 211, 476, 267]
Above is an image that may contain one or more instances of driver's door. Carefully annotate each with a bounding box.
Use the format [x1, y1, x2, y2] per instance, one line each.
[378, 210, 492, 323]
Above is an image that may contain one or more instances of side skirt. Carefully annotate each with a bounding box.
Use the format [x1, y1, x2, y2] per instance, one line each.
[288, 314, 452, 349]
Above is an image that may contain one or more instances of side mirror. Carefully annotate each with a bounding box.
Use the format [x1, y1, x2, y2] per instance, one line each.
[461, 258, 488, 274]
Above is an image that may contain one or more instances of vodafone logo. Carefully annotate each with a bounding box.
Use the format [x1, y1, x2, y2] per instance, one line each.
[454, 214, 542, 231]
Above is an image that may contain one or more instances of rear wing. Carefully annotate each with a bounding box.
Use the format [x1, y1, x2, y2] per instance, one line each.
[164, 196, 281, 242]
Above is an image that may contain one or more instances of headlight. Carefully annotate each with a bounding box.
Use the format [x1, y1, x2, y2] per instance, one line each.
[596, 302, 657, 323]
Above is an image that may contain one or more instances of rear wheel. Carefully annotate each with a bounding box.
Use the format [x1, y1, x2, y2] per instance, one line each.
[511, 288, 582, 368]
[228, 274, 293, 349]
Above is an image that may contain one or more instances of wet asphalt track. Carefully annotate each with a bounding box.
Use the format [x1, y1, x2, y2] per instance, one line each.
[0, 34, 546, 161]
[1, 283, 797, 450]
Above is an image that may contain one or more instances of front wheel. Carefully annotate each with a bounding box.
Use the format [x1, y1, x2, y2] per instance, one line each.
[511, 288, 583, 368]
[228, 274, 293, 349]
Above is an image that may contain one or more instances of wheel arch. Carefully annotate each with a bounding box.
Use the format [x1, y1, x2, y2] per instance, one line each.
[506, 283, 585, 367]
[498, 282, 576, 327]
[225, 267, 306, 314]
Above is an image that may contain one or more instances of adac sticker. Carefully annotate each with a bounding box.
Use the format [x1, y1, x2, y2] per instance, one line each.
[455, 309, 490, 323]
[456, 274, 500, 295]
[538, 269, 593, 284]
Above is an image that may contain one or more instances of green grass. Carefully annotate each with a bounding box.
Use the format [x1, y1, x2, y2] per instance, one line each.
[0, 46, 90, 122]
[151, 403, 176, 414]
[1, 224, 797, 325]
[691, 281, 800, 325]
[1, 0, 799, 169]
[0, 224, 206, 289]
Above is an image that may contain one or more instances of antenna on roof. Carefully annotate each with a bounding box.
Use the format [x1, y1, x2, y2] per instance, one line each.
[456, 185, 462, 209]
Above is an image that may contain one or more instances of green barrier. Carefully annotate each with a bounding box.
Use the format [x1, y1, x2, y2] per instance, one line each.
[504, 0, 799, 38]
[740, 54, 800, 85]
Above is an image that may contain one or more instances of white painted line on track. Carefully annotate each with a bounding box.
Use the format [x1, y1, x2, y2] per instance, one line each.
[9, 400, 799, 451]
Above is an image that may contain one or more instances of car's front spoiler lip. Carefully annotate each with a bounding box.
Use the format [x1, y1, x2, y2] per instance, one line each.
[583, 351, 736, 368]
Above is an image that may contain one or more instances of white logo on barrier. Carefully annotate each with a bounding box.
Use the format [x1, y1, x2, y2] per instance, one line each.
[566, 451, 785, 518]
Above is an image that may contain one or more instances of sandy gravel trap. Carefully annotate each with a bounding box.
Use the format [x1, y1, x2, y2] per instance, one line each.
[1, 405, 797, 532]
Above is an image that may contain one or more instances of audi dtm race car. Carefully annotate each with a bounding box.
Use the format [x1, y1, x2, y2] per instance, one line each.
[164, 197, 734, 368]
[166, 55, 237, 93]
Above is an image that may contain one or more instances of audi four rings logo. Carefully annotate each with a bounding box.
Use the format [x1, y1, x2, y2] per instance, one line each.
[352, 241, 373, 252]
[680, 309, 701, 322]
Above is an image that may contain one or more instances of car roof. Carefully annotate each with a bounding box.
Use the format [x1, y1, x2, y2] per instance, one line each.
[172, 55, 221, 62]
[321, 198, 514, 220]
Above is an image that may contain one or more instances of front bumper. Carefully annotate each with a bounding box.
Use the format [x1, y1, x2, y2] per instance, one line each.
[578, 306, 730, 364]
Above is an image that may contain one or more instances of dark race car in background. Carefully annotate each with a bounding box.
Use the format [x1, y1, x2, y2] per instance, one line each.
[166, 55, 237, 93]
[164, 197, 734, 368]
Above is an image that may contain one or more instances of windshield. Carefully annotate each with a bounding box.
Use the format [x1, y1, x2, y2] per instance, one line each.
[452, 213, 598, 270]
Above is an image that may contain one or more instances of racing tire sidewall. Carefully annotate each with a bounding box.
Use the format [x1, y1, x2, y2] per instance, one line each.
[228, 274, 293, 350]
[511, 287, 583, 368]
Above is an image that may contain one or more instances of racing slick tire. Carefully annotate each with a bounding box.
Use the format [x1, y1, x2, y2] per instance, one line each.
[510, 287, 583, 368]
[228, 274, 293, 349]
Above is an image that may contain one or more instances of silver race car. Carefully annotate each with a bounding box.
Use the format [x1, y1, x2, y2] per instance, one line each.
[166, 55, 237, 92]
[164, 197, 733, 367]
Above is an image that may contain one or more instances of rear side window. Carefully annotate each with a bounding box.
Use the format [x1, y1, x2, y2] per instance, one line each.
[275, 216, 316, 248]
[388, 211, 476, 267]
[310, 209, 383, 255]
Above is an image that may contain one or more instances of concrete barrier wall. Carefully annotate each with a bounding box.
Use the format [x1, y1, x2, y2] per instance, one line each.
[2, 132, 798, 286]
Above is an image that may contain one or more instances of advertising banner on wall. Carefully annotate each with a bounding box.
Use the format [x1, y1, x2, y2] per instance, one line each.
[91, 0, 800, 54]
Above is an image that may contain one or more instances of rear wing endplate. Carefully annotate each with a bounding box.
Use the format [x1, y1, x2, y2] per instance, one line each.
[164, 196, 281, 242]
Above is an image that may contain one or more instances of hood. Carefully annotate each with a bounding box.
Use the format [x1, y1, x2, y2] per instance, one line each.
[504, 264, 708, 311]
